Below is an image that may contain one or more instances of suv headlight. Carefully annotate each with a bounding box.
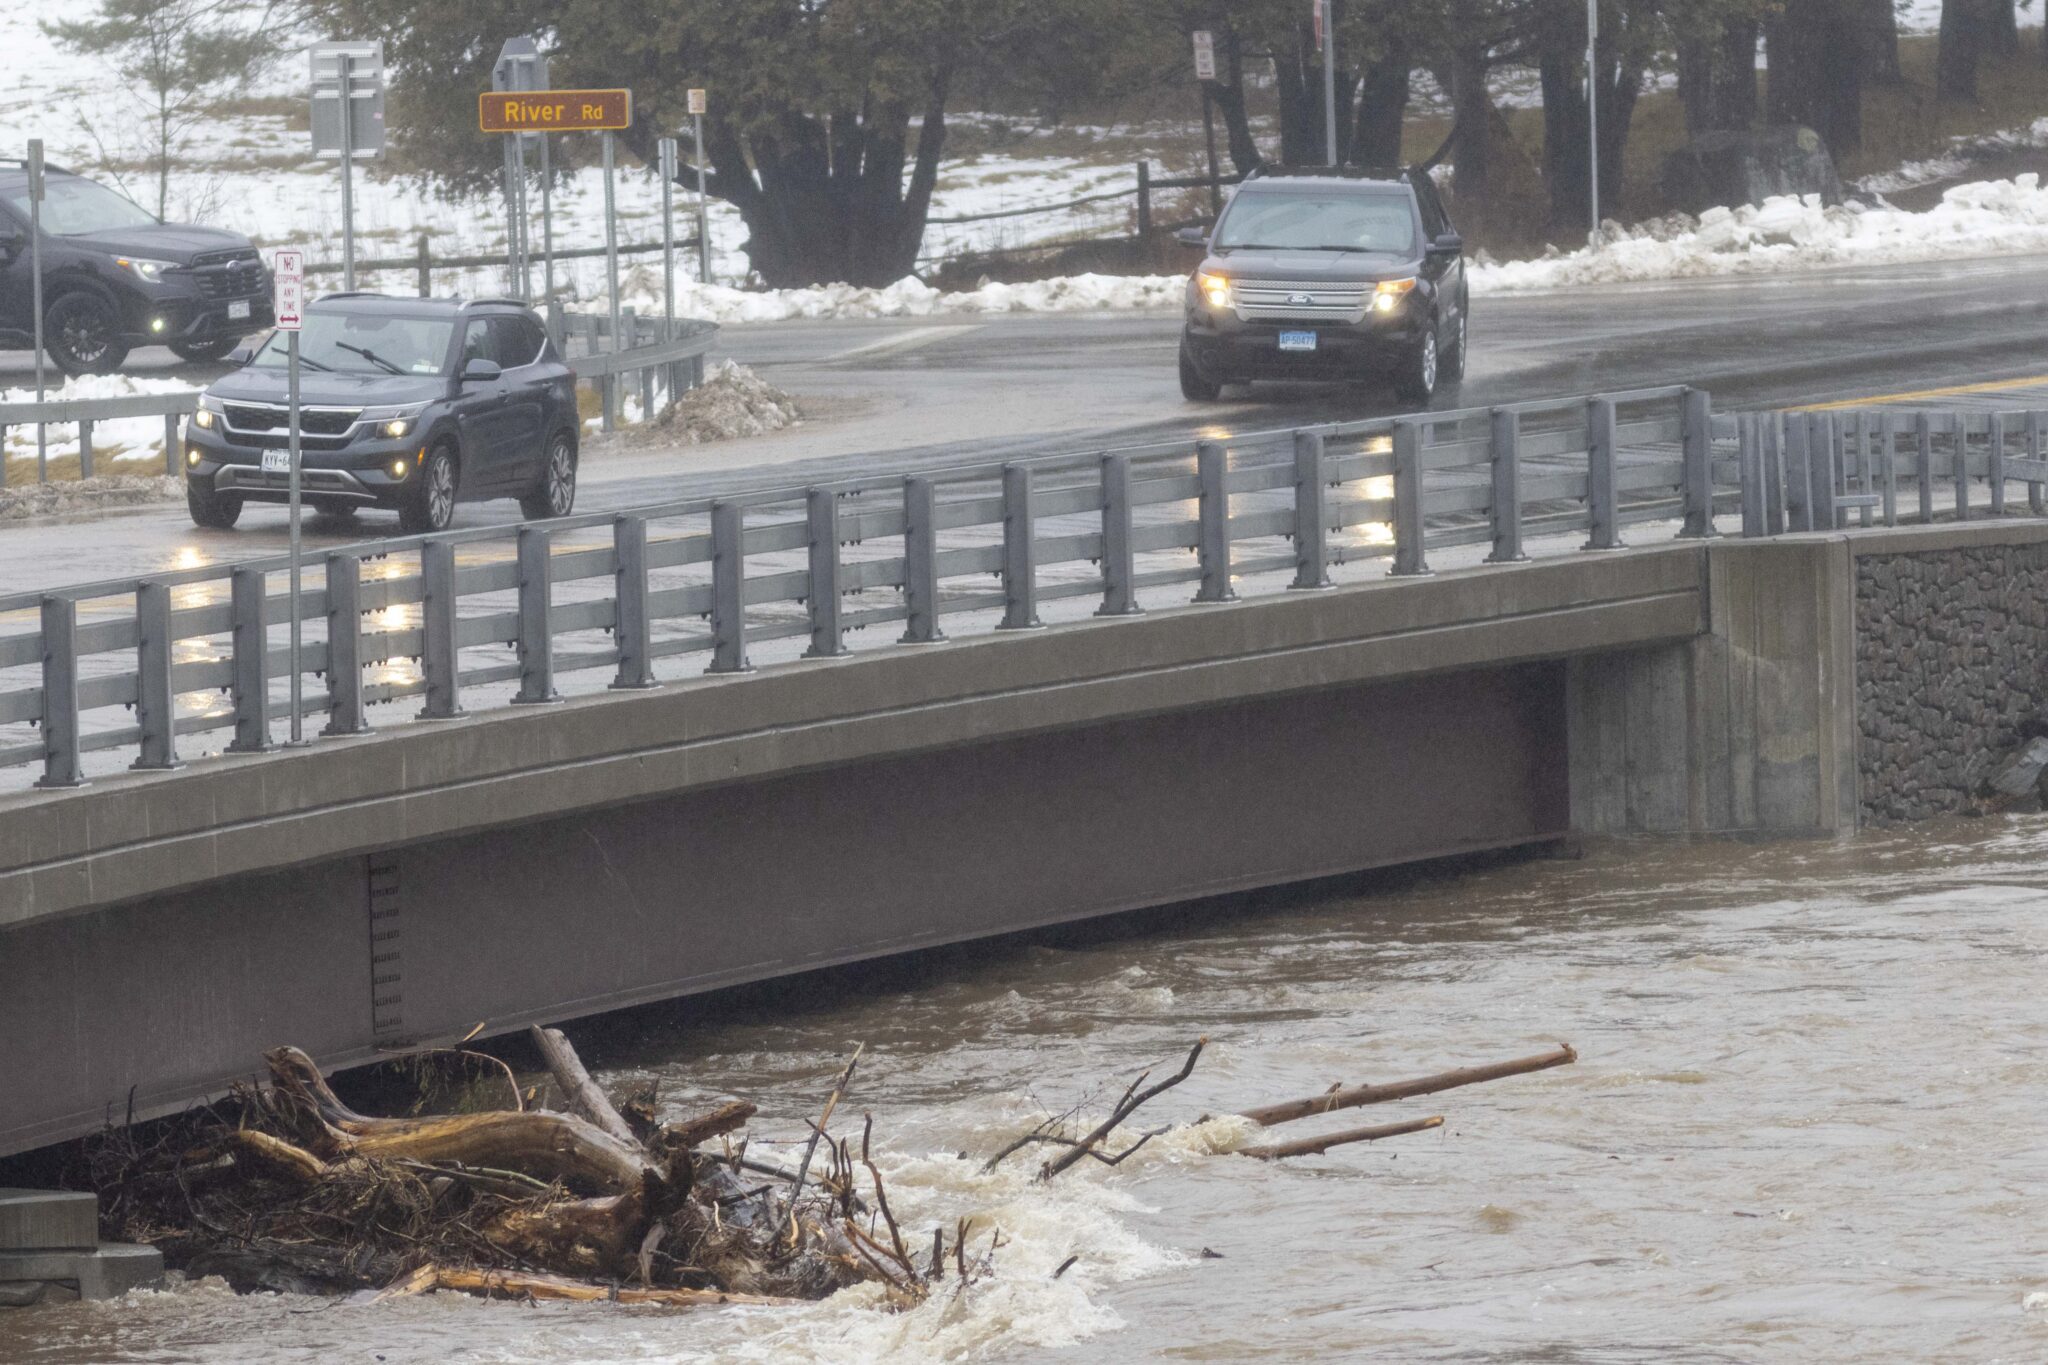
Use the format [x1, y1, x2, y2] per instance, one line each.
[1372, 277, 1418, 313]
[1196, 271, 1232, 311]
[192, 394, 224, 429]
[115, 256, 179, 283]
[360, 403, 429, 439]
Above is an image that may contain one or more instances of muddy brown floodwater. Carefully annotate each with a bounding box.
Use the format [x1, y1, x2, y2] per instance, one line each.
[7, 818, 2048, 1363]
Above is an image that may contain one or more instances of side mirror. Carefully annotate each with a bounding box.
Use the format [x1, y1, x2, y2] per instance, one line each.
[1175, 225, 1209, 248]
[0, 226, 23, 260]
[1428, 231, 1464, 256]
[227, 345, 254, 367]
[461, 357, 503, 382]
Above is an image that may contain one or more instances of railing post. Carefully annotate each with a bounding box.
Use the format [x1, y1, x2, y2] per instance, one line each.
[1989, 410, 2007, 515]
[999, 463, 1043, 629]
[1194, 439, 1236, 601]
[611, 514, 658, 688]
[601, 373, 617, 433]
[899, 477, 946, 643]
[1915, 412, 1935, 523]
[321, 550, 370, 736]
[1784, 414, 1812, 531]
[1879, 411, 1898, 527]
[1853, 411, 1873, 527]
[131, 580, 181, 771]
[78, 419, 94, 479]
[417, 539, 464, 719]
[1738, 414, 1764, 538]
[226, 566, 273, 753]
[163, 412, 180, 476]
[709, 500, 754, 671]
[2031, 411, 2046, 516]
[1097, 452, 1142, 616]
[1764, 412, 1788, 536]
[1291, 430, 1334, 587]
[1809, 413, 1838, 531]
[1391, 418, 1431, 575]
[1136, 161, 1153, 239]
[415, 232, 431, 297]
[1582, 398, 1624, 550]
[34, 596, 84, 788]
[803, 489, 849, 657]
[1952, 411, 1971, 523]
[1678, 387, 1716, 538]
[1485, 409, 1528, 563]
[514, 525, 560, 702]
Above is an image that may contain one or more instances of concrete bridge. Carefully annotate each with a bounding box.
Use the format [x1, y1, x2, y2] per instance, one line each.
[4, 387, 2042, 1157]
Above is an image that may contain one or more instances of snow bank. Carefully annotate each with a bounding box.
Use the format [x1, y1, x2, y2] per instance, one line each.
[648, 360, 801, 444]
[623, 272, 1185, 325]
[1857, 117, 2048, 195]
[0, 375, 198, 467]
[1468, 175, 2048, 293]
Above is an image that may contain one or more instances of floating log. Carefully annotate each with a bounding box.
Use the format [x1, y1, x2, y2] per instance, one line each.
[1234, 1045, 1577, 1128]
[383, 1263, 803, 1308]
[1238, 1114, 1444, 1160]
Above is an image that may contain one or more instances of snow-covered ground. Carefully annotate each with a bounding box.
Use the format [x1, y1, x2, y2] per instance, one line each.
[1, 373, 193, 471]
[1856, 116, 2048, 194]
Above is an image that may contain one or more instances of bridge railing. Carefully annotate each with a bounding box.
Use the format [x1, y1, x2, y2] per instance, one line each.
[6, 385, 2038, 789]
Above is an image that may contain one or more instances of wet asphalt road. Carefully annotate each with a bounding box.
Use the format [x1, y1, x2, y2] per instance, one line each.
[6, 250, 2048, 593]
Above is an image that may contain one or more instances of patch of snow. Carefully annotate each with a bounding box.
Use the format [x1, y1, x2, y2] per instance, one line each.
[619, 273, 1186, 326]
[1856, 117, 2048, 195]
[1468, 175, 2048, 293]
[1, 375, 198, 468]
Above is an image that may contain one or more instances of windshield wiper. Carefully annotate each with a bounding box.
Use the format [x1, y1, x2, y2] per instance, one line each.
[333, 341, 404, 375]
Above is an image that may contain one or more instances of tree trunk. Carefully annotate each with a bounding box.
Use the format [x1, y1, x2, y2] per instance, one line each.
[1771, 0, 1865, 152]
[1988, 0, 2020, 57]
[1208, 26, 1264, 174]
[1860, 0, 1904, 81]
[1274, 14, 1356, 166]
[1939, 0, 1984, 101]
[1537, 4, 1643, 233]
[1351, 37, 1410, 168]
[1680, 21, 1762, 135]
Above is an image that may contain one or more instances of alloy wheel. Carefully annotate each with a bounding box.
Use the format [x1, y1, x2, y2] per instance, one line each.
[427, 455, 456, 528]
[546, 438, 575, 516]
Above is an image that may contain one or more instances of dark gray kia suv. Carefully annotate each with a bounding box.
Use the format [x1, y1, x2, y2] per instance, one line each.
[183, 294, 580, 533]
[1177, 166, 1468, 405]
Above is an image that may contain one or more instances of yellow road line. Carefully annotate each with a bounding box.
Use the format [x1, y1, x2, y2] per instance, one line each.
[1793, 374, 2048, 412]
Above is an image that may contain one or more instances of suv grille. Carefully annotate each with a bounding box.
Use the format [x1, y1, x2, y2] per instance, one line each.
[189, 249, 267, 300]
[1233, 280, 1371, 324]
[222, 403, 360, 436]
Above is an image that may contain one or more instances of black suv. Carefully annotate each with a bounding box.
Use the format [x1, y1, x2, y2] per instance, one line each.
[183, 294, 580, 533]
[1177, 167, 1468, 405]
[0, 160, 272, 373]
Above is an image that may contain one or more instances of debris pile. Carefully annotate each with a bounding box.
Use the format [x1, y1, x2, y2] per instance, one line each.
[646, 361, 801, 445]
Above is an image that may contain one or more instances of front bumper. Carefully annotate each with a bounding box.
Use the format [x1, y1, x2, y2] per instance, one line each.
[120, 281, 274, 346]
[183, 423, 422, 507]
[1182, 306, 1429, 383]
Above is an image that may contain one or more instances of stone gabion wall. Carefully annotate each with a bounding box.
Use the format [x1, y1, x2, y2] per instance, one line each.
[1856, 543, 2048, 824]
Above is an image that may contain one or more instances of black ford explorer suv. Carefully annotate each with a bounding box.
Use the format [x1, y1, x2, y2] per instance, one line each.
[184, 294, 580, 534]
[0, 160, 272, 373]
[1177, 166, 1468, 406]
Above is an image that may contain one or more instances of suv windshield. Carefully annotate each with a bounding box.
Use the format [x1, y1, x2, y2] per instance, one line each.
[1215, 191, 1417, 254]
[5, 176, 158, 234]
[251, 311, 454, 377]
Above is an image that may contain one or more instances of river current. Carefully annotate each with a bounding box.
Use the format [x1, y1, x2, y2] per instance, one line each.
[6, 817, 2048, 1363]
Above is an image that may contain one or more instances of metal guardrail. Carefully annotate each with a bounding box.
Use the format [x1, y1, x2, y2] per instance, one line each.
[0, 310, 719, 485]
[9, 385, 2040, 788]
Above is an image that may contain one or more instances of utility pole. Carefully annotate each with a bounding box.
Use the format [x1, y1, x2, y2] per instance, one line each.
[1320, 0, 1338, 167]
[1587, 0, 1600, 249]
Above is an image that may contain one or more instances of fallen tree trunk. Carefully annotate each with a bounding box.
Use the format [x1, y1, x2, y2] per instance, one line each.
[1238, 1114, 1444, 1160]
[383, 1264, 805, 1308]
[1234, 1045, 1577, 1128]
[530, 1026, 637, 1146]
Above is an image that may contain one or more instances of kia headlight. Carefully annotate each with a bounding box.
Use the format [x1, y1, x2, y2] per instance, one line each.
[361, 403, 428, 438]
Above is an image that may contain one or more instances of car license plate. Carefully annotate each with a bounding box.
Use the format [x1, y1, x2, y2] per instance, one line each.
[261, 450, 291, 474]
[1278, 330, 1318, 352]
[227, 300, 251, 320]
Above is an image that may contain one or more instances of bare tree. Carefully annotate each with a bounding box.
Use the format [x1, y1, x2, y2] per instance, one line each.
[43, 0, 284, 220]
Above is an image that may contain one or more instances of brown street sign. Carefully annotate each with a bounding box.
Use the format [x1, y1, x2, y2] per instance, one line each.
[479, 88, 632, 133]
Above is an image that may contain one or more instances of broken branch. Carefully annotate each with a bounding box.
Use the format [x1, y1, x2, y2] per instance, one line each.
[1238, 1114, 1445, 1159]
[1235, 1045, 1576, 1128]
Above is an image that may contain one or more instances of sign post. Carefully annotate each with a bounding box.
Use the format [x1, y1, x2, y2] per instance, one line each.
[273, 249, 307, 745]
[1316, 0, 1337, 168]
[492, 39, 550, 301]
[476, 88, 633, 342]
[1191, 34, 1222, 216]
[310, 41, 386, 291]
[657, 136, 677, 343]
[1586, 0, 1600, 249]
[688, 88, 710, 283]
[27, 139, 45, 479]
